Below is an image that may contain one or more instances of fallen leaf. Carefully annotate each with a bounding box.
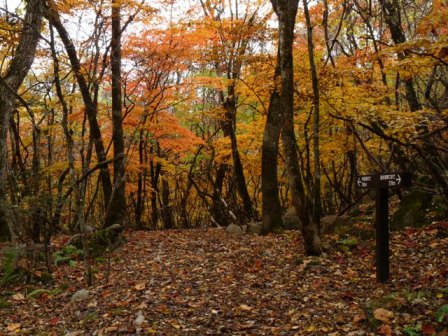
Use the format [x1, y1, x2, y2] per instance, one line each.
[7, 323, 21, 332]
[134, 283, 146, 291]
[306, 325, 316, 332]
[12, 293, 25, 301]
[49, 316, 60, 326]
[240, 304, 252, 311]
[378, 324, 392, 336]
[374, 308, 394, 323]
[422, 324, 437, 335]
[353, 314, 366, 324]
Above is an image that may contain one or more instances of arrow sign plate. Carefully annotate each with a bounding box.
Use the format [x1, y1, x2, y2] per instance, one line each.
[357, 172, 411, 189]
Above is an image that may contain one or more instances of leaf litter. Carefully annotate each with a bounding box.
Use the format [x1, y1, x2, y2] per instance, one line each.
[0, 222, 447, 335]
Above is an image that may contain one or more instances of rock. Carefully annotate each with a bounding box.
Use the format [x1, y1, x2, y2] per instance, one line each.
[282, 208, 301, 230]
[247, 222, 262, 235]
[225, 224, 243, 235]
[71, 289, 89, 302]
[390, 189, 433, 231]
[72, 223, 124, 257]
[320, 215, 351, 234]
[134, 310, 145, 330]
[338, 238, 359, 251]
[364, 293, 403, 330]
[324, 214, 375, 239]
[282, 209, 352, 234]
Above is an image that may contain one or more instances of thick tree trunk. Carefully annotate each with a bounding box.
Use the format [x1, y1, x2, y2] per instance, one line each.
[106, 0, 127, 226]
[0, 0, 44, 242]
[261, 90, 283, 234]
[161, 178, 174, 229]
[269, 0, 322, 255]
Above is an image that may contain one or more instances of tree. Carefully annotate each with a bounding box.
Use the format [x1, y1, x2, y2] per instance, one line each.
[107, 0, 127, 226]
[262, 0, 322, 255]
[0, 0, 44, 242]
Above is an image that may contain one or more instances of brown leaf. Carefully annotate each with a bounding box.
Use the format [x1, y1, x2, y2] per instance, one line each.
[7, 323, 21, 332]
[421, 324, 436, 335]
[134, 283, 146, 291]
[378, 324, 393, 336]
[374, 308, 394, 323]
[49, 316, 60, 326]
[353, 314, 366, 324]
[12, 293, 25, 301]
[239, 304, 252, 311]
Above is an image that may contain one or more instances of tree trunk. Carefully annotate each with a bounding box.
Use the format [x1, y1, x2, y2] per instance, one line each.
[106, 0, 127, 226]
[161, 178, 174, 229]
[0, 0, 44, 242]
[261, 90, 283, 234]
[50, 24, 92, 284]
[211, 163, 230, 226]
[303, 0, 322, 225]
[45, 4, 114, 220]
[135, 131, 146, 229]
[271, 0, 322, 255]
[222, 95, 254, 221]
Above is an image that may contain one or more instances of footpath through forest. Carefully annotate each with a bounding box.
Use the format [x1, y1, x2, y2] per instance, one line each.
[1, 222, 448, 335]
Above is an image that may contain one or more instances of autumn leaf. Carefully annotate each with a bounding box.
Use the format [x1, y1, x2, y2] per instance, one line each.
[12, 293, 25, 301]
[7, 323, 21, 332]
[421, 324, 437, 335]
[134, 283, 146, 291]
[374, 308, 394, 324]
[239, 304, 252, 311]
[378, 324, 393, 336]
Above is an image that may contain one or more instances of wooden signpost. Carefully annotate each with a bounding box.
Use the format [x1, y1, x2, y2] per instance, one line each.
[357, 172, 412, 283]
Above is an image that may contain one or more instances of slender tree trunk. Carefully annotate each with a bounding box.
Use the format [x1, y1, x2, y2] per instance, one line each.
[223, 96, 254, 221]
[161, 178, 174, 229]
[106, 0, 127, 226]
[135, 131, 146, 229]
[45, 4, 114, 219]
[50, 24, 92, 285]
[303, 0, 322, 225]
[0, 0, 44, 242]
[211, 163, 230, 226]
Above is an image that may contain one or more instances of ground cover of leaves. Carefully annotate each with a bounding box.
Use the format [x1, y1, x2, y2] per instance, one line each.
[1, 222, 447, 335]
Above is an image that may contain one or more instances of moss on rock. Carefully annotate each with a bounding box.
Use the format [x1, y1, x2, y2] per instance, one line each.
[390, 189, 433, 231]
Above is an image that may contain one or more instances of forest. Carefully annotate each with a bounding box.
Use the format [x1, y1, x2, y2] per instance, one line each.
[0, 0, 447, 334]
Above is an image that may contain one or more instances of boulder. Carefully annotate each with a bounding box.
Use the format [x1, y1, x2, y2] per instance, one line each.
[390, 189, 433, 231]
[321, 215, 351, 234]
[225, 224, 243, 236]
[71, 289, 89, 302]
[282, 208, 301, 230]
[72, 223, 124, 257]
[247, 222, 262, 235]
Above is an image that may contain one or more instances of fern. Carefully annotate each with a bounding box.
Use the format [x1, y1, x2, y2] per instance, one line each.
[1, 247, 19, 285]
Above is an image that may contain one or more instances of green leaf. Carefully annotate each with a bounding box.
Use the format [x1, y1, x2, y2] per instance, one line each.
[435, 304, 448, 323]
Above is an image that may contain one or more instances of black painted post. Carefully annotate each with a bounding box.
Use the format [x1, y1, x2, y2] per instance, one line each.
[376, 187, 389, 283]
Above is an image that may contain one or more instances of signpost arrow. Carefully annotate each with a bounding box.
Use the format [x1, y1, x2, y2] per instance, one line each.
[356, 172, 412, 283]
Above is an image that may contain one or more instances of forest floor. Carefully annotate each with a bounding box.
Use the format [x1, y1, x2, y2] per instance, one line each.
[1, 221, 448, 335]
